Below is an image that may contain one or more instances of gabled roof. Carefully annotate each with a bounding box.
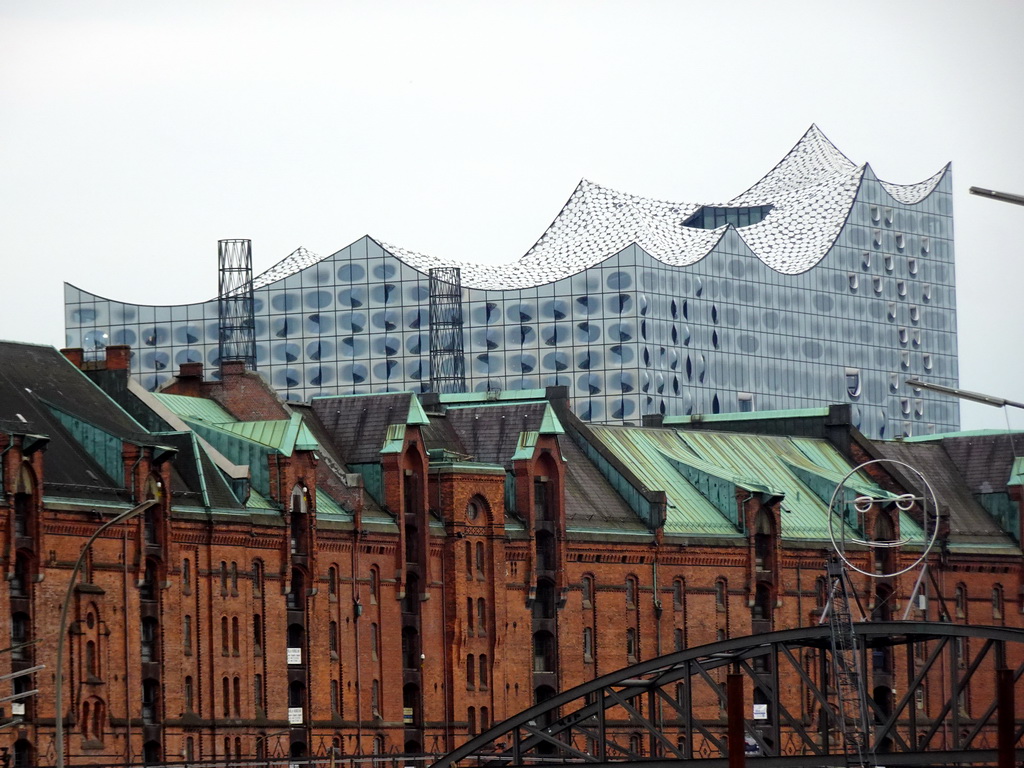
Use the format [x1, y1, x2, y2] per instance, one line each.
[310, 392, 427, 465]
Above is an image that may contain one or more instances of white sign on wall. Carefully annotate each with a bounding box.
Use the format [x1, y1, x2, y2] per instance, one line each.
[287, 647, 302, 665]
[753, 704, 768, 720]
[288, 707, 303, 725]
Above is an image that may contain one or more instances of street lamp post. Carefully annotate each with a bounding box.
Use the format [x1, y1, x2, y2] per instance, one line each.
[905, 379, 1024, 411]
[54, 499, 158, 768]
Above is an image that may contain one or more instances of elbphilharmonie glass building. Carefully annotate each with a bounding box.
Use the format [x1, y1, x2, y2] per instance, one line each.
[65, 127, 958, 438]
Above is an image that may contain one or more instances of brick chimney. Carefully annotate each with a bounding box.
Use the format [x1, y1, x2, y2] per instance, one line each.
[61, 348, 85, 369]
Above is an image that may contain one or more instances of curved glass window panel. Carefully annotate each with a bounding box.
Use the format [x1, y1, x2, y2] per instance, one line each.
[711, 331, 720, 349]
[667, 348, 679, 370]
[309, 366, 333, 386]
[271, 293, 300, 312]
[574, 296, 595, 315]
[507, 303, 534, 322]
[511, 354, 536, 374]
[338, 312, 366, 333]
[685, 355, 692, 381]
[576, 349, 602, 370]
[338, 287, 366, 308]
[373, 359, 400, 380]
[307, 340, 334, 361]
[607, 294, 633, 314]
[141, 327, 169, 347]
[517, 326, 535, 345]
[541, 299, 569, 320]
[341, 363, 368, 384]
[694, 278, 703, 297]
[340, 337, 368, 357]
[371, 336, 401, 357]
[609, 344, 634, 365]
[71, 308, 99, 324]
[606, 271, 632, 290]
[682, 205, 772, 229]
[141, 351, 170, 371]
[372, 262, 397, 280]
[271, 318, 295, 338]
[609, 322, 633, 342]
[406, 283, 429, 302]
[610, 372, 635, 393]
[697, 354, 706, 383]
[641, 371, 651, 393]
[542, 325, 570, 346]
[578, 373, 602, 395]
[408, 360, 426, 380]
[578, 399, 604, 421]
[542, 351, 570, 371]
[174, 349, 203, 366]
[638, 294, 649, 316]
[575, 322, 600, 344]
[474, 354, 503, 374]
[306, 291, 333, 310]
[802, 341, 823, 359]
[174, 326, 201, 345]
[406, 333, 428, 355]
[370, 284, 397, 304]
[610, 398, 636, 420]
[371, 310, 400, 331]
[337, 263, 365, 282]
[737, 334, 759, 353]
[112, 328, 137, 346]
[305, 314, 333, 335]
[272, 343, 302, 363]
[406, 308, 429, 330]
[83, 329, 109, 349]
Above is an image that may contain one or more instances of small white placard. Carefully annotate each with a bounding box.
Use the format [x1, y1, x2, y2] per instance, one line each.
[288, 707, 303, 725]
[287, 647, 302, 665]
[753, 703, 768, 720]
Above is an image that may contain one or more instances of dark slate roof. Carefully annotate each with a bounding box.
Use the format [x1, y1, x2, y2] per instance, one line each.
[421, 415, 468, 457]
[442, 403, 549, 465]
[938, 433, 1021, 495]
[310, 393, 415, 465]
[0, 342, 145, 498]
[560, 433, 647, 534]
[289, 403, 378, 514]
[872, 439, 1016, 548]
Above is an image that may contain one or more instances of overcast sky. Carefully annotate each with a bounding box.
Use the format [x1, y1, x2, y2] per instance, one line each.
[2, 1, 1022, 430]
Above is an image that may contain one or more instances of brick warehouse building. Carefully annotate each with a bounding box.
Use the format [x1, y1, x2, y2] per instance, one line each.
[0, 341, 1021, 766]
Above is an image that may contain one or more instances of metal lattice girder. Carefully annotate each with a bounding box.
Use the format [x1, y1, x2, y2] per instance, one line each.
[218, 238, 257, 370]
[431, 622, 1024, 768]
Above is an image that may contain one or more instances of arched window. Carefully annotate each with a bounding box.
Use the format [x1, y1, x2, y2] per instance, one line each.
[955, 583, 967, 619]
[287, 569, 305, 611]
[141, 618, 158, 663]
[233, 676, 241, 716]
[753, 583, 772, 622]
[329, 620, 338, 655]
[625, 576, 638, 608]
[582, 575, 594, 607]
[753, 510, 773, 571]
[583, 627, 594, 662]
[140, 559, 158, 602]
[673, 578, 684, 610]
[874, 512, 896, 573]
[252, 614, 262, 655]
[715, 578, 727, 610]
[252, 559, 264, 596]
[221, 616, 229, 655]
[290, 484, 309, 554]
[184, 676, 194, 712]
[13, 468, 33, 539]
[371, 622, 380, 661]
[480, 705, 489, 732]
[369, 567, 380, 603]
[479, 654, 488, 688]
[674, 628, 684, 652]
[327, 566, 338, 598]
[475, 541, 485, 576]
[465, 541, 473, 577]
[222, 677, 230, 717]
[466, 653, 476, 688]
[231, 617, 240, 654]
[477, 598, 486, 634]
[182, 558, 191, 593]
[11, 553, 29, 598]
[468, 706, 477, 735]
[626, 627, 638, 662]
[992, 585, 1004, 621]
[85, 640, 98, 678]
[141, 679, 160, 724]
[10, 612, 30, 661]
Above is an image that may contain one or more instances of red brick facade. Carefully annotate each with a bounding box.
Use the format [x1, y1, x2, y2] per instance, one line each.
[1, 351, 1021, 767]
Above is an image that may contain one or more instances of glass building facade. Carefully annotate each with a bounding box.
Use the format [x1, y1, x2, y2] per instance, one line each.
[65, 127, 959, 439]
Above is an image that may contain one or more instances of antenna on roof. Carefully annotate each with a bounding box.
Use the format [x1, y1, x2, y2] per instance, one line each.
[218, 239, 257, 373]
[428, 267, 466, 394]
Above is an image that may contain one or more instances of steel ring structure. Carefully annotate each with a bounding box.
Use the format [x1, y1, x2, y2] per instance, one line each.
[431, 622, 1024, 768]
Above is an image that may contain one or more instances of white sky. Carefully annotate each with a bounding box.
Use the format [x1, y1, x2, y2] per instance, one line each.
[2, 0, 1022, 430]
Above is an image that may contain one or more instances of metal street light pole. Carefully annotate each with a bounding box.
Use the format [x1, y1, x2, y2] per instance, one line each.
[969, 186, 1024, 207]
[905, 379, 1024, 411]
[54, 499, 158, 768]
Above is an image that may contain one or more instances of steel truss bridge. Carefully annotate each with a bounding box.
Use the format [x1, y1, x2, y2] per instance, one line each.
[432, 622, 1023, 768]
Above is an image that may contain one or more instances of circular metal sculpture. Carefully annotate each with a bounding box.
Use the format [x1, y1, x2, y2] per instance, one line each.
[827, 458, 939, 578]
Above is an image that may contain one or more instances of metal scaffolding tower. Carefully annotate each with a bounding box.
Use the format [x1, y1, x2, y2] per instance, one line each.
[218, 239, 257, 371]
[825, 557, 873, 768]
[428, 267, 466, 394]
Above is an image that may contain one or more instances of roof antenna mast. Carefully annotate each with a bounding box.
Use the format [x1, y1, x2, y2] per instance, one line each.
[218, 239, 257, 373]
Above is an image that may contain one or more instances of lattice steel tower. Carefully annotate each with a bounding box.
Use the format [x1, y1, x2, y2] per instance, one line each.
[428, 266, 466, 394]
[218, 239, 257, 371]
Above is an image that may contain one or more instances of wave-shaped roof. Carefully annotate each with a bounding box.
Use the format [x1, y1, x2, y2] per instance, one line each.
[253, 126, 948, 292]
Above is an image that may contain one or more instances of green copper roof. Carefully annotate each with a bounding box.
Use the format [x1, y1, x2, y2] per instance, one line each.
[586, 425, 903, 541]
[407, 394, 430, 425]
[246, 488, 276, 510]
[186, 412, 318, 456]
[1010, 457, 1024, 487]
[539, 403, 565, 435]
[316, 489, 351, 519]
[380, 423, 406, 454]
[153, 392, 235, 424]
[437, 389, 549, 405]
[664, 407, 831, 425]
